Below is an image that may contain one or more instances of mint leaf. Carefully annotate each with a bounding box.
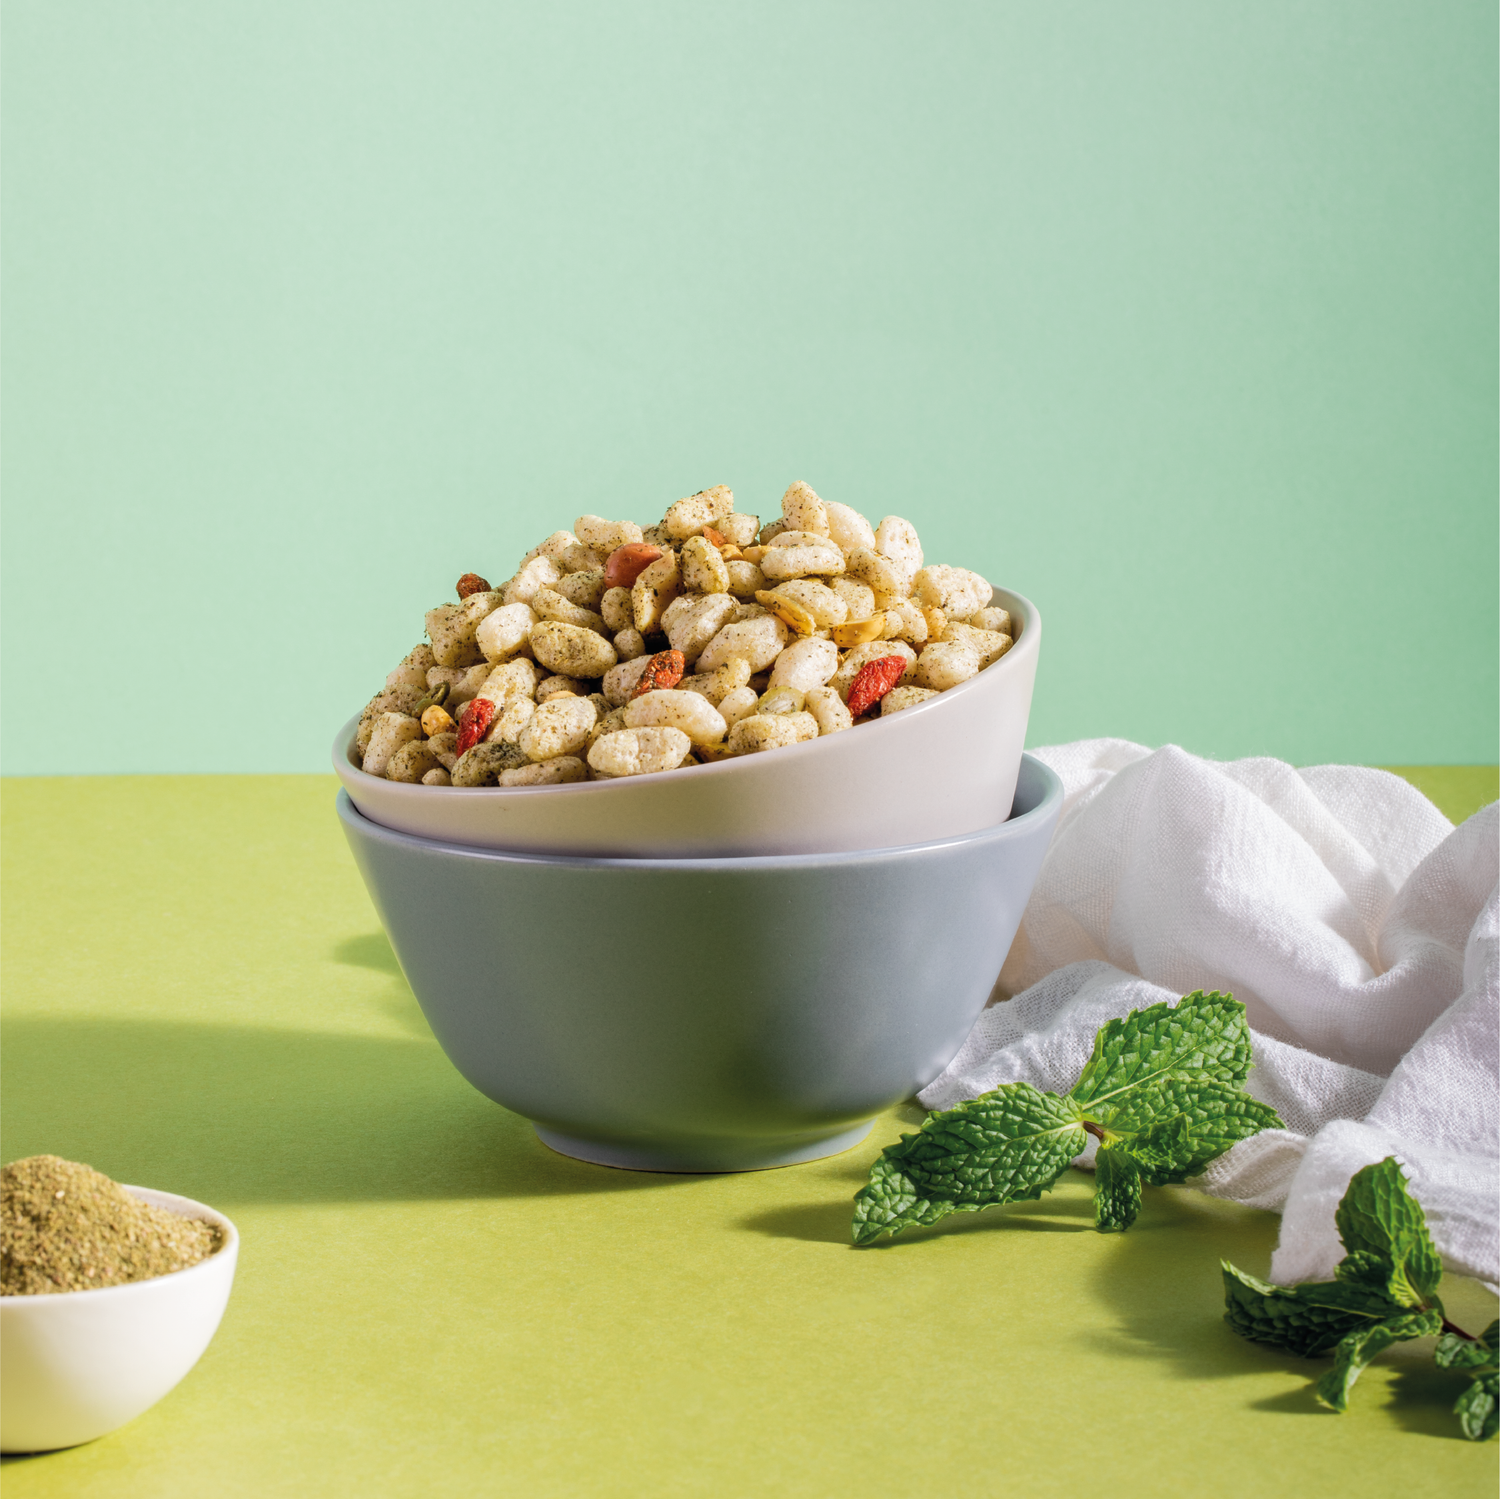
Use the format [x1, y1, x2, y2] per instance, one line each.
[1069, 990, 1252, 1112]
[1334, 1157, 1443, 1307]
[1436, 1319, 1500, 1372]
[1121, 1112, 1193, 1182]
[1452, 1374, 1499, 1442]
[1221, 1155, 1496, 1438]
[1221, 1261, 1402, 1358]
[1102, 1077, 1282, 1183]
[1065, 990, 1280, 1183]
[1094, 1147, 1142, 1231]
[1437, 1321, 1500, 1442]
[853, 990, 1280, 1243]
[1334, 1249, 1398, 1296]
[851, 1084, 1086, 1245]
[1315, 1311, 1442, 1412]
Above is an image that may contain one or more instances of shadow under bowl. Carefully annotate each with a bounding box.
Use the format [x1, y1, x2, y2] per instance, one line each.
[337, 752, 1062, 1172]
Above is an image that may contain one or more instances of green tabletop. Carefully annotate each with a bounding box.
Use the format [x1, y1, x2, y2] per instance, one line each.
[3, 770, 1496, 1497]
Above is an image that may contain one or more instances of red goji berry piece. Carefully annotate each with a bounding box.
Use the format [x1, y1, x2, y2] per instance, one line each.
[846, 655, 906, 718]
[456, 572, 492, 599]
[632, 649, 685, 698]
[455, 697, 497, 755]
[603, 543, 665, 590]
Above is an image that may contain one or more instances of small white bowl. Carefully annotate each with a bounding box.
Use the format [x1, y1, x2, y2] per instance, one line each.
[334, 585, 1041, 858]
[0, 1187, 238, 1453]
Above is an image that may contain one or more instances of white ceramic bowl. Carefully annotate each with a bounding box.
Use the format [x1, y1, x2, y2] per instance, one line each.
[0, 1188, 238, 1453]
[334, 585, 1040, 858]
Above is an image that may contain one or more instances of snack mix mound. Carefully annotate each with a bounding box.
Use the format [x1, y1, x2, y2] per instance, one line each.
[2, 1155, 223, 1295]
[354, 481, 1016, 788]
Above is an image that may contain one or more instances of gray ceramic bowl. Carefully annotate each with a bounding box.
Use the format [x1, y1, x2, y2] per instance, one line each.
[338, 753, 1062, 1172]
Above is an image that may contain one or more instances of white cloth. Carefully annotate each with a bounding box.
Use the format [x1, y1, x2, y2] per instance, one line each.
[920, 740, 1500, 1289]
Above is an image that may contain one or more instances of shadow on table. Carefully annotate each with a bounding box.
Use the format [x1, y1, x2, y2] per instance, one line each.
[1077, 1188, 1490, 1436]
[0, 1016, 701, 1207]
[331, 931, 442, 1041]
[1061, 1183, 1350, 1397]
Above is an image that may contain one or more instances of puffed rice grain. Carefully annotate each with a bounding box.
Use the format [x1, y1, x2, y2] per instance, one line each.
[881, 686, 940, 715]
[780, 481, 830, 536]
[631, 551, 682, 634]
[913, 640, 981, 691]
[451, 740, 529, 786]
[503, 556, 563, 608]
[682, 657, 751, 703]
[518, 696, 598, 761]
[874, 517, 923, 582]
[695, 615, 790, 673]
[613, 627, 647, 660]
[843, 547, 909, 598]
[967, 606, 1012, 635]
[600, 587, 635, 631]
[487, 696, 535, 742]
[727, 712, 818, 754]
[532, 587, 607, 634]
[386, 738, 441, 782]
[912, 565, 992, 620]
[476, 602, 538, 662]
[768, 637, 839, 694]
[717, 685, 759, 728]
[530, 621, 617, 679]
[623, 689, 728, 747]
[574, 516, 644, 554]
[602, 655, 655, 705]
[758, 543, 845, 582]
[663, 486, 733, 541]
[363, 713, 422, 777]
[805, 684, 853, 736]
[587, 726, 692, 777]
[500, 756, 587, 787]
[680, 535, 731, 594]
[663, 593, 738, 661]
[942, 622, 1013, 669]
[824, 501, 876, 553]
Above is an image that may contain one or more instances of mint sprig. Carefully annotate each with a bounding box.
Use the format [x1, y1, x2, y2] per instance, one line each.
[1436, 1321, 1499, 1442]
[1223, 1157, 1497, 1441]
[852, 990, 1281, 1245]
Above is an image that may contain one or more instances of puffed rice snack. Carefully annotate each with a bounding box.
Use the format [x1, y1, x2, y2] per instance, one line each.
[351, 483, 1016, 787]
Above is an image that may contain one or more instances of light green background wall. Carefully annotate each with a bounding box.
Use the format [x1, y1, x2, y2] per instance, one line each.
[3, 2, 1495, 774]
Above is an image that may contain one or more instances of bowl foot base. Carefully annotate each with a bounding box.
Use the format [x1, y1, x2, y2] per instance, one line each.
[533, 1120, 875, 1174]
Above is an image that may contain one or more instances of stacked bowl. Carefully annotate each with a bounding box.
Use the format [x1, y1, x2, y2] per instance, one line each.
[336, 587, 1058, 1171]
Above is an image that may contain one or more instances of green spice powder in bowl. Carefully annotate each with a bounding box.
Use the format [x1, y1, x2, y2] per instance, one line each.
[0, 1156, 239, 1453]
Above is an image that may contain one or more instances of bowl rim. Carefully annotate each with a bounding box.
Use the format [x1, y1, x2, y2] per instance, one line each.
[0, 1186, 238, 1306]
[333, 583, 1040, 800]
[337, 750, 1063, 871]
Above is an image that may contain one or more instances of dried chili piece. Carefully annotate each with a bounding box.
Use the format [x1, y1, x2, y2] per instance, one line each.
[455, 697, 498, 754]
[632, 649, 686, 697]
[846, 655, 907, 718]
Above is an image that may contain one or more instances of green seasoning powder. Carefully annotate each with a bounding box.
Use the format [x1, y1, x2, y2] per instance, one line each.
[1, 1155, 223, 1295]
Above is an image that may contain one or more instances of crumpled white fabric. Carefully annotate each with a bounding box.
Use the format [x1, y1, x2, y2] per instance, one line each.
[919, 740, 1500, 1289]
